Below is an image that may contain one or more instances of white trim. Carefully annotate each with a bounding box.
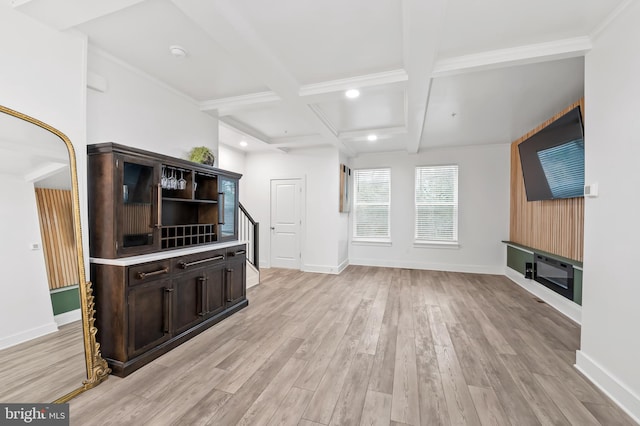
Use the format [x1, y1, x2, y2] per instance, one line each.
[504, 267, 581, 324]
[337, 258, 349, 274]
[0, 322, 58, 351]
[24, 162, 68, 183]
[54, 309, 81, 327]
[298, 69, 408, 97]
[200, 91, 281, 114]
[219, 116, 273, 144]
[302, 263, 344, 275]
[338, 126, 407, 142]
[413, 241, 460, 249]
[308, 104, 338, 136]
[349, 258, 503, 275]
[432, 37, 592, 78]
[590, 0, 635, 41]
[575, 351, 640, 424]
[89, 46, 199, 106]
[87, 71, 108, 93]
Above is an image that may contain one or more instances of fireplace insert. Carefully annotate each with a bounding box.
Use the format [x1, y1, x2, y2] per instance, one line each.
[534, 254, 574, 300]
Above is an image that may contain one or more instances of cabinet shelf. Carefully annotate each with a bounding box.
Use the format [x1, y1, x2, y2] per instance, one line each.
[162, 197, 217, 204]
[161, 223, 216, 249]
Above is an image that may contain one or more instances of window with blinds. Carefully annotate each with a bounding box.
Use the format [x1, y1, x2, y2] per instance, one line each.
[415, 165, 458, 243]
[353, 168, 390, 241]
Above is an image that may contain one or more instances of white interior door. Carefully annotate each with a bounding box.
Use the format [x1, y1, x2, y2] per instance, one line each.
[270, 179, 302, 269]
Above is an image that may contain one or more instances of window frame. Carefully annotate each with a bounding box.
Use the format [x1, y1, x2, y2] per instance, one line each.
[352, 167, 391, 243]
[414, 164, 459, 246]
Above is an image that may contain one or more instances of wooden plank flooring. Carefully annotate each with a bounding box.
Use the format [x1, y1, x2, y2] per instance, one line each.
[0, 321, 86, 402]
[68, 267, 637, 425]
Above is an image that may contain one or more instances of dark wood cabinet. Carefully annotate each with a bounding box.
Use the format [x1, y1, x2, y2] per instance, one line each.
[172, 269, 205, 335]
[89, 143, 247, 377]
[127, 278, 172, 357]
[88, 143, 240, 259]
[226, 247, 246, 306]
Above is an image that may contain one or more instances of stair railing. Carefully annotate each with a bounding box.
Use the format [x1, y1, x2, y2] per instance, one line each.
[238, 202, 259, 271]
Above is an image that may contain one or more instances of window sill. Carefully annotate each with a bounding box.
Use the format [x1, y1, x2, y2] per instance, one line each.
[413, 241, 460, 249]
[352, 239, 392, 247]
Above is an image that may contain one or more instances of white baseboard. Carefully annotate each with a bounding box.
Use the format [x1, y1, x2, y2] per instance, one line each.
[302, 263, 344, 274]
[575, 350, 640, 424]
[337, 258, 349, 274]
[0, 322, 58, 350]
[348, 258, 505, 275]
[55, 309, 81, 327]
[504, 267, 581, 324]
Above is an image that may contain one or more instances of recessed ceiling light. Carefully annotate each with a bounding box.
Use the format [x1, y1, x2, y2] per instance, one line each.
[367, 134, 378, 142]
[169, 45, 188, 58]
[239, 141, 248, 147]
[345, 89, 360, 99]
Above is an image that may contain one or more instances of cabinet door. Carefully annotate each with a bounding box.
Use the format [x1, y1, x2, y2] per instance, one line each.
[128, 279, 172, 357]
[173, 269, 207, 335]
[117, 154, 161, 256]
[205, 263, 226, 317]
[226, 256, 246, 307]
[218, 176, 238, 241]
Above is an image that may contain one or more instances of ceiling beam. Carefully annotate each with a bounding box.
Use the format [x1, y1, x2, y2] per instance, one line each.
[298, 69, 408, 98]
[339, 126, 407, 142]
[402, 0, 450, 154]
[172, 0, 353, 155]
[219, 116, 272, 144]
[200, 91, 281, 116]
[24, 162, 68, 183]
[432, 37, 592, 78]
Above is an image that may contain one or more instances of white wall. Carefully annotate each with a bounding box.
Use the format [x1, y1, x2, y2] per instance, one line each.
[218, 144, 247, 197]
[0, 175, 57, 349]
[349, 144, 510, 274]
[87, 49, 218, 162]
[577, 2, 640, 421]
[0, 4, 86, 346]
[242, 147, 343, 272]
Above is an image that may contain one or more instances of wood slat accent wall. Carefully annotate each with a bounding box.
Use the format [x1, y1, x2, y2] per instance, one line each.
[123, 203, 152, 235]
[509, 99, 585, 262]
[35, 188, 79, 290]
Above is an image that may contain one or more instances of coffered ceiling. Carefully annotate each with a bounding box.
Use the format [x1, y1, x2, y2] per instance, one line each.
[13, 0, 629, 156]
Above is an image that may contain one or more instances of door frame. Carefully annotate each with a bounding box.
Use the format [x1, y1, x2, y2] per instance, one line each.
[269, 177, 305, 270]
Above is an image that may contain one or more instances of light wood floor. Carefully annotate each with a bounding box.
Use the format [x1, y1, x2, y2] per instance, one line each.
[0, 321, 86, 402]
[69, 266, 636, 425]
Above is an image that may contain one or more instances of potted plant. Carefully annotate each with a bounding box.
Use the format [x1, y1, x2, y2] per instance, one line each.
[188, 146, 215, 166]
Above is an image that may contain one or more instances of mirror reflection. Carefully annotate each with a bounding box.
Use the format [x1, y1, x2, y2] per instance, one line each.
[0, 109, 86, 402]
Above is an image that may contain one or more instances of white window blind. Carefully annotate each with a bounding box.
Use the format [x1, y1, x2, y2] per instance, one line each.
[415, 165, 458, 243]
[353, 168, 390, 240]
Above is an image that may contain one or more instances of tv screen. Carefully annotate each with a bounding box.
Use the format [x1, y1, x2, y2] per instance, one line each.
[518, 106, 584, 201]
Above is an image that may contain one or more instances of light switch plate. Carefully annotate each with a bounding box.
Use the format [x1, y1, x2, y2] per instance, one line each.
[584, 183, 598, 197]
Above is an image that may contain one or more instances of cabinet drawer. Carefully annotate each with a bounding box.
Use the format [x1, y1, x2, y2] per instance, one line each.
[128, 260, 171, 286]
[172, 249, 226, 272]
[226, 245, 246, 260]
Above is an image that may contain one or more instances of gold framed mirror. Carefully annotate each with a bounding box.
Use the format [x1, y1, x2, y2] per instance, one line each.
[0, 104, 109, 403]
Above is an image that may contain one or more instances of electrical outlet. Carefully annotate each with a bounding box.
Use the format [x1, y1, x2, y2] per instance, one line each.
[30, 243, 40, 250]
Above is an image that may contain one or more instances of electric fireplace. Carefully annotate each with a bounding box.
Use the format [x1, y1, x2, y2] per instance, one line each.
[534, 254, 574, 300]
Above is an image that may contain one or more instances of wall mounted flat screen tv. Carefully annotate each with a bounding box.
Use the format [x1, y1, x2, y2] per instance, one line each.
[518, 106, 584, 201]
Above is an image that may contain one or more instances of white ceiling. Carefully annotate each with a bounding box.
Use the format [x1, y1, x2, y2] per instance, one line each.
[13, 0, 628, 156]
